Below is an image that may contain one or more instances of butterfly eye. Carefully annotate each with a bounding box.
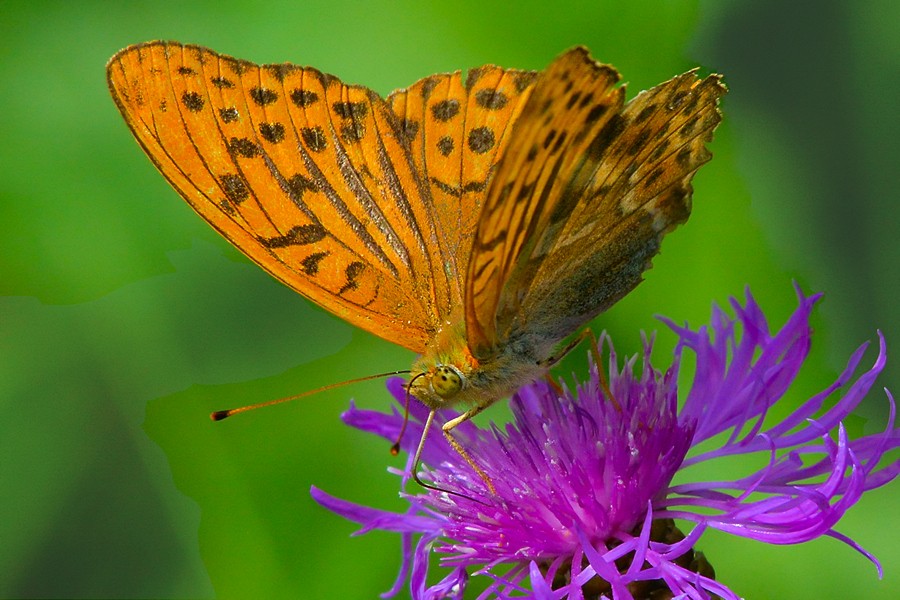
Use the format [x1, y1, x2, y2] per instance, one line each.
[431, 365, 464, 399]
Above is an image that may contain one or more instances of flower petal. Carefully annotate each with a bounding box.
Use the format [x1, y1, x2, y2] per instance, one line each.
[310, 486, 439, 534]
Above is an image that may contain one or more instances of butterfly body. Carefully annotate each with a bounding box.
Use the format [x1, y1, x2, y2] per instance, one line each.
[409, 318, 551, 410]
[107, 42, 725, 457]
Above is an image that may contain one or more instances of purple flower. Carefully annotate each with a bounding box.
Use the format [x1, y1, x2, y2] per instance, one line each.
[312, 287, 900, 599]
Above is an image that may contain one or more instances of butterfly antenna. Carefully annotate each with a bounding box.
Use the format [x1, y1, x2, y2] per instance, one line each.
[391, 374, 425, 455]
[210, 370, 411, 421]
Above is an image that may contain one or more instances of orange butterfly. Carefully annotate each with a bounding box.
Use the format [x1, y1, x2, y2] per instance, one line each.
[107, 42, 725, 488]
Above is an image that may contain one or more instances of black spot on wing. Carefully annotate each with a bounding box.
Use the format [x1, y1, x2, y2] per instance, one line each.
[259, 224, 327, 248]
[430, 177, 462, 197]
[300, 252, 329, 275]
[181, 91, 204, 112]
[477, 228, 507, 251]
[648, 139, 670, 162]
[250, 87, 278, 106]
[220, 174, 249, 203]
[301, 126, 328, 152]
[228, 137, 260, 158]
[634, 104, 656, 124]
[513, 71, 537, 93]
[431, 99, 460, 121]
[400, 119, 419, 140]
[259, 122, 286, 144]
[543, 129, 557, 149]
[340, 121, 365, 143]
[290, 89, 319, 107]
[551, 130, 568, 155]
[437, 136, 454, 156]
[516, 181, 536, 203]
[419, 77, 439, 100]
[266, 64, 298, 81]
[219, 107, 239, 123]
[225, 58, 251, 76]
[565, 91, 582, 110]
[644, 167, 664, 188]
[463, 180, 486, 193]
[465, 67, 485, 89]
[626, 130, 651, 156]
[475, 89, 508, 110]
[287, 173, 320, 198]
[339, 262, 366, 295]
[210, 76, 234, 88]
[585, 103, 609, 124]
[680, 115, 699, 137]
[587, 114, 625, 160]
[468, 127, 495, 154]
[332, 101, 368, 119]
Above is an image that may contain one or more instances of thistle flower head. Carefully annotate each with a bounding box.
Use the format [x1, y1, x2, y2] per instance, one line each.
[313, 287, 899, 599]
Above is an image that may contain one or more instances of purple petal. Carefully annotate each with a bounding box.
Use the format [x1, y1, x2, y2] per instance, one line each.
[527, 561, 556, 600]
[310, 486, 439, 534]
[313, 285, 896, 599]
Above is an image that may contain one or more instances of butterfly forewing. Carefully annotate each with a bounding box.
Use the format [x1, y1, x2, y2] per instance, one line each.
[387, 66, 537, 288]
[107, 41, 451, 352]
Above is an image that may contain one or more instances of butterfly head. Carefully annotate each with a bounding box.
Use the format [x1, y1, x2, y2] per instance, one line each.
[431, 364, 465, 397]
[409, 361, 469, 409]
[406, 318, 480, 409]
[408, 325, 552, 410]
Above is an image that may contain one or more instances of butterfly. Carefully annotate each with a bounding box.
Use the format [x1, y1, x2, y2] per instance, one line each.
[107, 42, 725, 488]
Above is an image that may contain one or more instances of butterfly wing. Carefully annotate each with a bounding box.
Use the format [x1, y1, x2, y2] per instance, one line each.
[467, 47, 726, 354]
[387, 65, 537, 290]
[107, 41, 451, 353]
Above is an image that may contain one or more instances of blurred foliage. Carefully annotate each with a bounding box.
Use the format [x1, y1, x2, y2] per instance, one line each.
[1, 0, 897, 598]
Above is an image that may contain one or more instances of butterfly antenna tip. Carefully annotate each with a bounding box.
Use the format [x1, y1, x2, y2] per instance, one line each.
[208, 370, 412, 423]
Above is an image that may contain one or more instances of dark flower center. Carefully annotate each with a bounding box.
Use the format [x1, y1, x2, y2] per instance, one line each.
[543, 519, 717, 600]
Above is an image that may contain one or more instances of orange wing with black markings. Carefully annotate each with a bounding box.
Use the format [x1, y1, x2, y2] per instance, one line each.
[387, 65, 537, 285]
[109, 43, 726, 421]
[465, 47, 726, 353]
[107, 41, 449, 353]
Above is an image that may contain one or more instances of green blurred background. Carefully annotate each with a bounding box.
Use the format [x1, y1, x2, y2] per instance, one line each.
[2, 0, 898, 598]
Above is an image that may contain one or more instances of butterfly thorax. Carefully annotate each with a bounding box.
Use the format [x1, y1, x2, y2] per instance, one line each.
[409, 322, 550, 411]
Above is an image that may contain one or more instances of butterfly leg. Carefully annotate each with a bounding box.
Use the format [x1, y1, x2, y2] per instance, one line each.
[410, 409, 437, 491]
[540, 328, 594, 395]
[442, 405, 496, 495]
[542, 329, 620, 410]
[581, 329, 621, 412]
[409, 409, 493, 501]
[542, 328, 593, 368]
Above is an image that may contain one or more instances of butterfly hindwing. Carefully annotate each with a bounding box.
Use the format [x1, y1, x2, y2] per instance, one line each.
[513, 69, 726, 343]
[387, 65, 537, 292]
[464, 47, 622, 354]
[107, 41, 451, 352]
[466, 47, 726, 353]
